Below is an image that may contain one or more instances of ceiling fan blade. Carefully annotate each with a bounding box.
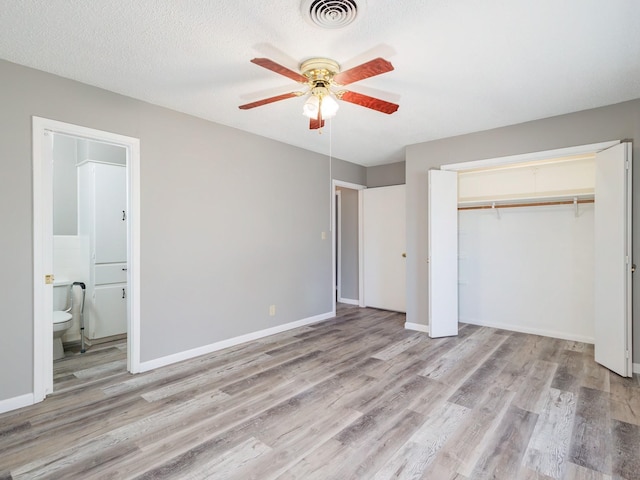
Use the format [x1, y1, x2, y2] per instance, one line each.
[333, 58, 394, 86]
[339, 91, 399, 114]
[239, 92, 300, 110]
[309, 114, 325, 130]
[251, 58, 308, 83]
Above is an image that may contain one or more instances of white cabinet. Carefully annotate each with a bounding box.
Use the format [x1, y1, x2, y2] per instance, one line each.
[78, 161, 127, 340]
[93, 163, 127, 263]
[93, 284, 127, 338]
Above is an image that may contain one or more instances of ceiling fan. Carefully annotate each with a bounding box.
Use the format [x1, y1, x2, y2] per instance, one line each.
[239, 57, 399, 130]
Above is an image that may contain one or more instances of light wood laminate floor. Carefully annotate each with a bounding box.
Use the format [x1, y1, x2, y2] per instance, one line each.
[1, 305, 639, 479]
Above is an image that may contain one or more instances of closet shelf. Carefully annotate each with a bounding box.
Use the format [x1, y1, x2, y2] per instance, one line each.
[458, 190, 594, 210]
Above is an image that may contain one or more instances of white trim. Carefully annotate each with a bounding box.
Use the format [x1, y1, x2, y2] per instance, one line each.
[405, 322, 429, 333]
[0, 393, 35, 415]
[336, 189, 342, 301]
[332, 180, 366, 314]
[32, 117, 142, 402]
[138, 311, 334, 372]
[460, 318, 594, 344]
[127, 138, 141, 373]
[333, 180, 367, 191]
[32, 122, 51, 402]
[338, 298, 359, 306]
[358, 189, 365, 308]
[625, 143, 633, 377]
[441, 140, 620, 172]
[633, 363, 640, 375]
[76, 159, 126, 168]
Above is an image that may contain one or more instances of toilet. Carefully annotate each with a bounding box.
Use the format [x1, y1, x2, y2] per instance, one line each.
[53, 280, 73, 360]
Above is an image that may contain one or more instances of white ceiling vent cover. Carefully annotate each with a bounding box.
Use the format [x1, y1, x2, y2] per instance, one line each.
[302, 0, 364, 29]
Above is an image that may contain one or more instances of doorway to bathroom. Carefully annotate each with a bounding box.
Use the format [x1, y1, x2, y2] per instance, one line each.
[32, 117, 141, 402]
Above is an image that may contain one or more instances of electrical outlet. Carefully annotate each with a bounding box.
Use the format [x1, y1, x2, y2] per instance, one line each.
[321, 231, 326, 240]
[269, 305, 276, 316]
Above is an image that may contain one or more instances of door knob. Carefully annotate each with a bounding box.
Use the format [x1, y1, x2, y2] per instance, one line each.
[632, 264, 636, 273]
[402, 253, 406, 258]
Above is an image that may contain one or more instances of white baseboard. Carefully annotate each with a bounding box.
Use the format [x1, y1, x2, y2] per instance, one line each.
[405, 322, 429, 333]
[0, 393, 35, 415]
[459, 317, 594, 344]
[338, 298, 359, 306]
[138, 311, 335, 373]
[633, 363, 640, 374]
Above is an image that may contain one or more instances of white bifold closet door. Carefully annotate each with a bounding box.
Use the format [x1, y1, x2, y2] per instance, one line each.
[428, 170, 459, 338]
[594, 142, 633, 377]
[363, 185, 406, 312]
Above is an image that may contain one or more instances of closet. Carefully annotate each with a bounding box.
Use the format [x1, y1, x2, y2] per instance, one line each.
[78, 161, 128, 340]
[457, 154, 595, 339]
[428, 142, 632, 377]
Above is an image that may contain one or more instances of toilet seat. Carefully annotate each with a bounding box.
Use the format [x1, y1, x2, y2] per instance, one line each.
[53, 310, 72, 324]
[53, 311, 73, 333]
[53, 310, 72, 360]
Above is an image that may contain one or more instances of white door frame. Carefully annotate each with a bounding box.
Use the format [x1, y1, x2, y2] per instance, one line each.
[32, 117, 141, 402]
[335, 189, 342, 302]
[332, 180, 366, 314]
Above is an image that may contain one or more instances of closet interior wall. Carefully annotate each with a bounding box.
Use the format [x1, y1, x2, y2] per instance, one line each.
[456, 156, 596, 342]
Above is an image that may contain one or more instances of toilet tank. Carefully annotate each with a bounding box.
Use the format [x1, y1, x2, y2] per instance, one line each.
[53, 279, 71, 311]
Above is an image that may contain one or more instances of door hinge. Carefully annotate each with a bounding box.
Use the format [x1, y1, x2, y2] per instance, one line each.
[625, 350, 630, 359]
[44, 274, 55, 285]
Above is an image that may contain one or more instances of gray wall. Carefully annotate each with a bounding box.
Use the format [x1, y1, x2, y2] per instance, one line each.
[52, 135, 78, 235]
[367, 161, 405, 187]
[338, 188, 359, 301]
[405, 98, 640, 363]
[333, 158, 366, 186]
[0, 59, 365, 402]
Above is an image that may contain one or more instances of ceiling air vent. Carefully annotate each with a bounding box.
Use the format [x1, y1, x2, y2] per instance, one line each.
[302, 0, 363, 29]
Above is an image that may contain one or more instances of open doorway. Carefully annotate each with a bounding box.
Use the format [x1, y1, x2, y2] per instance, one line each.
[332, 180, 365, 314]
[32, 117, 141, 402]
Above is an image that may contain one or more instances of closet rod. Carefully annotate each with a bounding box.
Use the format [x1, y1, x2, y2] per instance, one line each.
[458, 198, 594, 211]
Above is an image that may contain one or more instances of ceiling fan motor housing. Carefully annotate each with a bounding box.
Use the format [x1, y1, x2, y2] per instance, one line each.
[300, 58, 340, 84]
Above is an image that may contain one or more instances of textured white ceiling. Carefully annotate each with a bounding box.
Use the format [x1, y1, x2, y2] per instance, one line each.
[1, 1, 639, 166]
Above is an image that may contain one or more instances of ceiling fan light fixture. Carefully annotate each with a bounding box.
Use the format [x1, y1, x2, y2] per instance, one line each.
[303, 95, 320, 118]
[321, 94, 339, 118]
[303, 85, 340, 120]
